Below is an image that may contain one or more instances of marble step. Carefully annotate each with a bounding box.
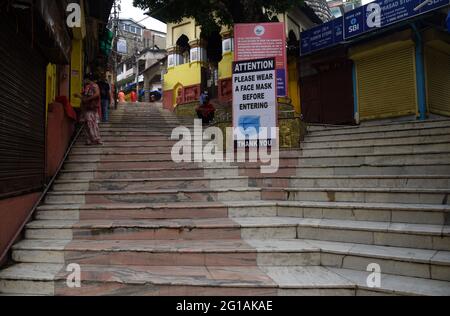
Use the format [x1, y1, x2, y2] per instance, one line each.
[63, 161, 214, 171]
[1, 263, 449, 296]
[297, 152, 450, 167]
[300, 140, 450, 156]
[63, 159, 299, 170]
[296, 163, 450, 176]
[35, 200, 450, 225]
[23, 217, 450, 251]
[307, 119, 450, 136]
[234, 217, 450, 251]
[36, 202, 231, 221]
[52, 177, 249, 191]
[24, 218, 244, 241]
[281, 175, 450, 190]
[10, 239, 450, 281]
[66, 150, 305, 161]
[283, 187, 450, 205]
[57, 166, 240, 180]
[44, 188, 261, 204]
[306, 126, 450, 143]
[75, 140, 179, 147]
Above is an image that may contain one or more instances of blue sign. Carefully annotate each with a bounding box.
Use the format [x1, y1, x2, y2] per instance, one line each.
[276, 69, 287, 96]
[301, 17, 344, 55]
[301, 0, 449, 55]
[344, 0, 450, 39]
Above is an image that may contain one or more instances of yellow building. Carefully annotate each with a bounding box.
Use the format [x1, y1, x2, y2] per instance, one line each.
[162, 6, 322, 113]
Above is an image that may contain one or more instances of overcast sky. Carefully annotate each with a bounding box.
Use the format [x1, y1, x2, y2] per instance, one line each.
[116, 0, 375, 33]
[118, 0, 167, 33]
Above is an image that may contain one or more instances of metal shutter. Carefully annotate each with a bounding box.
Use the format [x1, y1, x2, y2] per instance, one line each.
[0, 19, 47, 198]
[355, 45, 417, 121]
[425, 46, 450, 116]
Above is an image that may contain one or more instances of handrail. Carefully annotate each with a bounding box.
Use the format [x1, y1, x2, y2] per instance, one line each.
[0, 124, 85, 266]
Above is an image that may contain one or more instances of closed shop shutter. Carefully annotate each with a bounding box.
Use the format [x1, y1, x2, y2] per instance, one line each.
[355, 45, 417, 121]
[0, 17, 47, 198]
[425, 46, 450, 116]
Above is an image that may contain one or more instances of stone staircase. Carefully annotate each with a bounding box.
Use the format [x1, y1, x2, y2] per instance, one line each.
[0, 103, 449, 296]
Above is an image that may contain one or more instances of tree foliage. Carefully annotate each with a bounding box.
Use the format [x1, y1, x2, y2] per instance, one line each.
[133, 0, 303, 35]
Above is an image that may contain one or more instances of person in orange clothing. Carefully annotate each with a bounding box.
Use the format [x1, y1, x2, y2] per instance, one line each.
[130, 90, 137, 103]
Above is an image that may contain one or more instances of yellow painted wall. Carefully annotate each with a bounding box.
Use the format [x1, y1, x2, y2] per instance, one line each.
[288, 57, 300, 114]
[70, 39, 83, 108]
[219, 52, 233, 80]
[167, 18, 201, 48]
[164, 61, 202, 92]
[46, 63, 57, 121]
[164, 61, 203, 108]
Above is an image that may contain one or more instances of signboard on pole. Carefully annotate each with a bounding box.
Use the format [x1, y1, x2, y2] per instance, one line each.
[234, 23, 288, 97]
[117, 38, 127, 54]
[232, 58, 277, 148]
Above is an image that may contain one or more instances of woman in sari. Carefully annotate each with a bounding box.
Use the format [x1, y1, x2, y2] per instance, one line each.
[74, 75, 103, 145]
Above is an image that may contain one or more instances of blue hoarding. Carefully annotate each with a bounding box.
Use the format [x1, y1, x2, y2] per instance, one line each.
[301, 0, 449, 55]
[301, 17, 343, 55]
[344, 0, 450, 39]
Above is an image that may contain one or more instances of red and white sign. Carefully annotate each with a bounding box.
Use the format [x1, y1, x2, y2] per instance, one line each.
[234, 22, 288, 97]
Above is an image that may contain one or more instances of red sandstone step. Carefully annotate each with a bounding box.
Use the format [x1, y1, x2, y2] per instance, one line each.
[44, 188, 261, 204]
[36, 202, 230, 220]
[26, 218, 243, 241]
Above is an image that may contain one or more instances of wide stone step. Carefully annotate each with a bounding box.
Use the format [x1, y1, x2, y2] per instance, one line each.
[307, 119, 450, 137]
[1, 263, 449, 296]
[57, 166, 240, 180]
[35, 200, 450, 225]
[301, 141, 450, 156]
[283, 187, 450, 205]
[10, 239, 450, 282]
[36, 202, 230, 220]
[235, 217, 450, 251]
[296, 163, 450, 176]
[24, 217, 449, 250]
[25, 219, 244, 241]
[52, 177, 249, 191]
[306, 126, 450, 143]
[76, 140, 178, 147]
[229, 200, 450, 225]
[302, 133, 450, 150]
[297, 152, 450, 167]
[288, 175, 450, 190]
[63, 161, 204, 171]
[44, 188, 261, 204]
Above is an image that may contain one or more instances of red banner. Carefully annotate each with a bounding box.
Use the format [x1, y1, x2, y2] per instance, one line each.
[234, 22, 288, 97]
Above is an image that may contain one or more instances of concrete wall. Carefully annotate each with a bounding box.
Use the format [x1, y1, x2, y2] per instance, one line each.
[46, 102, 76, 178]
[0, 193, 41, 265]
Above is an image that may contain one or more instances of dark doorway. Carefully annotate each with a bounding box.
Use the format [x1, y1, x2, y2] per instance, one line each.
[301, 59, 354, 125]
[203, 31, 223, 99]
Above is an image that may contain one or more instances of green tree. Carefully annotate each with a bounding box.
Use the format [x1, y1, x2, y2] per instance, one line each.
[133, 0, 304, 35]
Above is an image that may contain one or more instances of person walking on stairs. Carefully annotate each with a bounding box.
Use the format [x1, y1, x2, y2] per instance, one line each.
[74, 74, 103, 146]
